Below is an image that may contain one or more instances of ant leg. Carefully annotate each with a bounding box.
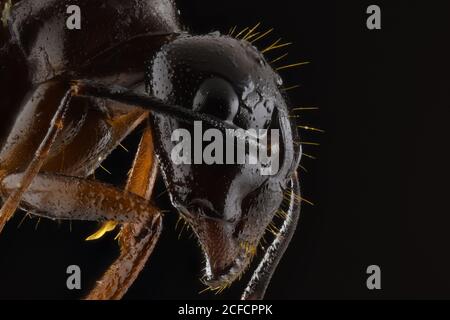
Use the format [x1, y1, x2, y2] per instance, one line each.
[86, 125, 161, 300]
[0, 172, 159, 224]
[0, 83, 73, 233]
[241, 172, 301, 300]
[0, 79, 148, 233]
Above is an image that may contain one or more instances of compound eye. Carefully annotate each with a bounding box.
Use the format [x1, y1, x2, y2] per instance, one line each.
[193, 78, 239, 122]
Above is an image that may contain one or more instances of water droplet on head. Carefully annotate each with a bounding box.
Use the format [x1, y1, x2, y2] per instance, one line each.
[276, 75, 283, 86]
[209, 31, 221, 37]
[258, 57, 266, 66]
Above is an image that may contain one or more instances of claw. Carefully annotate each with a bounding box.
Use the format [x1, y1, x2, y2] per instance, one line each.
[86, 221, 118, 241]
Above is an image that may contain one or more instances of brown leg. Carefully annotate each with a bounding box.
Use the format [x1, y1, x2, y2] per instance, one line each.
[0, 83, 73, 233]
[0, 79, 149, 233]
[85, 125, 161, 300]
[0, 172, 159, 224]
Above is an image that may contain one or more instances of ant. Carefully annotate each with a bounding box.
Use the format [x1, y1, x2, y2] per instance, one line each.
[0, 0, 306, 299]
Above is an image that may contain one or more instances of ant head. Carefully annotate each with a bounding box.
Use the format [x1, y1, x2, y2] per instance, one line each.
[146, 32, 301, 289]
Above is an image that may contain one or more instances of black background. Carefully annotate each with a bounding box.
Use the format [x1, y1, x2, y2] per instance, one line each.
[0, 0, 449, 299]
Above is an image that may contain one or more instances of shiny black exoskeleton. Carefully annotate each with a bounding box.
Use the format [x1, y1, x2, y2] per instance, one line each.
[148, 34, 302, 290]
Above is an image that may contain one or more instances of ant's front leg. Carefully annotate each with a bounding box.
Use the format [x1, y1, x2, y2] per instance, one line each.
[86, 126, 162, 300]
[0, 79, 148, 233]
[0, 136, 163, 300]
[0, 172, 160, 224]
